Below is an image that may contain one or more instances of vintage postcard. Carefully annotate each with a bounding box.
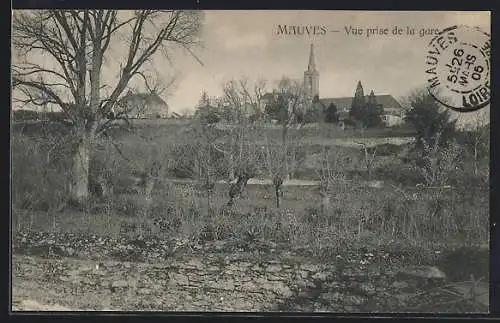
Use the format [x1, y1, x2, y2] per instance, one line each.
[11, 10, 490, 313]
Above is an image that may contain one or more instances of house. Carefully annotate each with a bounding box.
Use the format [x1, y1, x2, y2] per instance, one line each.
[319, 94, 404, 127]
[336, 111, 357, 130]
[117, 91, 169, 119]
[382, 114, 405, 127]
[170, 112, 183, 119]
[320, 95, 403, 115]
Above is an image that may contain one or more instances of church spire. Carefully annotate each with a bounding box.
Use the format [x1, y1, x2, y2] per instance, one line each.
[308, 43, 316, 71]
[304, 43, 319, 100]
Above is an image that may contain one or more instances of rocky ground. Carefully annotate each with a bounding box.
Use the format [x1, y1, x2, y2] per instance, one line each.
[11, 232, 489, 312]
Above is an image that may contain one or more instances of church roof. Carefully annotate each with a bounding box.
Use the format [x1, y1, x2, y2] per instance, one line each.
[320, 94, 403, 112]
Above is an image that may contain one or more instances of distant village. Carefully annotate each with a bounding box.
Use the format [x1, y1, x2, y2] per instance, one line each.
[13, 44, 406, 128]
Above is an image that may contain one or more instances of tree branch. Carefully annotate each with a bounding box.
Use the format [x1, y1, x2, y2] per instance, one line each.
[13, 77, 77, 123]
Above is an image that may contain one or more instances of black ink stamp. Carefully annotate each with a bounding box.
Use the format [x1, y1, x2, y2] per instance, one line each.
[425, 25, 490, 112]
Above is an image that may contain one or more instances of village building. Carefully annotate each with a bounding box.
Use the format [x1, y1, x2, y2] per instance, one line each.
[261, 44, 405, 127]
[320, 94, 405, 128]
[117, 90, 169, 119]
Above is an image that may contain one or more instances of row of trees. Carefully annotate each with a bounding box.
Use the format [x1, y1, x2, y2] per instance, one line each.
[192, 78, 292, 209]
[349, 81, 384, 128]
[193, 79, 389, 129]
[193, 77, 342, 126]
[185, 74, 490, 208]
[186, 85, 489, 211]
[184, 77, 318, 209]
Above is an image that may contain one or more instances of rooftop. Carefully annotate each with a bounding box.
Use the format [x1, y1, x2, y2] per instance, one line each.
[320, 94, 403, 112]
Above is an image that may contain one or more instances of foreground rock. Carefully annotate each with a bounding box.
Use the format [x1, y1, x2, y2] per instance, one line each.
[12, 232, 489, 312]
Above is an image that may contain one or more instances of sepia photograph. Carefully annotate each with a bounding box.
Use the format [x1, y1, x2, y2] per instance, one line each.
[11, 10, 490, 313]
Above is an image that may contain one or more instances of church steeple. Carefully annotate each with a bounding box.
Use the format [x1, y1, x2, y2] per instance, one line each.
[304, 43, 319, 100]
[308, 43, 316, 71]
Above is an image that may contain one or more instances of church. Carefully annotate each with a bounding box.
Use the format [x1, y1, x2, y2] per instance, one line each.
[297, 44, 404, 127]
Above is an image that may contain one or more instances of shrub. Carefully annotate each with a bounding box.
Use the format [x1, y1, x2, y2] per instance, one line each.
[11, 135, 68, 212]
[376, 143, 403, 156]
[438, 247, 489, 282]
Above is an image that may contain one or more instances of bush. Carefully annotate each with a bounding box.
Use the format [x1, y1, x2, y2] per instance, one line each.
[12, 135, 68, 212]
[438, 247, 489, 282]
[376, 143, 403, 157]
[374, 161, 422, 186]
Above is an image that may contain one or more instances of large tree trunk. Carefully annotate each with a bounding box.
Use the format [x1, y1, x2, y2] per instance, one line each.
[69, 135, 92, 204]
[68, 32, 102, 205]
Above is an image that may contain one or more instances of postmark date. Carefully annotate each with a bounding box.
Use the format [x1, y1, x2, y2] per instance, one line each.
[446, 49, 484, 87]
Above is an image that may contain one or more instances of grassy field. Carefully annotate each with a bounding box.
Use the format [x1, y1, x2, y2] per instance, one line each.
[13, 180, 488, 252]
[11, 119, 490, 312]
[11, 119, 489, 248]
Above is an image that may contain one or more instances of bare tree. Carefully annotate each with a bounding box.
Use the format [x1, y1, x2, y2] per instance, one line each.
[355, 141, 377, 181]
[12, 10, 203, 204]
[253, 78, 267, 121]
[268, 77, 308, 181]
[135, 158, 162, 217]
[465, 111, 489, 177]
[138, 71, 176, 98]
[225, 142, 262, 208]
[263, 133, 286, 208]
[315, 146, 347, 213]
[418, 131, 462, 187]
[221, 77, 266, 124]
[215, 78, 267, 207]
[222, 126, 263, 208]
[184, 119, 220, 214]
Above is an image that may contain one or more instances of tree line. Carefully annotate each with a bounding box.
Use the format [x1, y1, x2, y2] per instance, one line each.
[192, 79, 388, 130]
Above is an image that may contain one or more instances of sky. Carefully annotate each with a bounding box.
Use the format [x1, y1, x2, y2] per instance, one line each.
[12, 10, 490, 124]
[166, 11, 489, 109]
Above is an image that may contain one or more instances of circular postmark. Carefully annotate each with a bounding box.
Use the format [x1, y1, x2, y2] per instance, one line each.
[425, 25, 490, 112]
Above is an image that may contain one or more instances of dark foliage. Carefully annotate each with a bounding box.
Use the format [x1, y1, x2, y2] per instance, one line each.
[438, 247, 489, 282]
[324, 103, 338, 123]
[404, 92, 457, 149]
[349, 81, 366, 124]
[194, 105, 221, 125]
[364, 91, 384, 128]
[264, 94, 289, 124]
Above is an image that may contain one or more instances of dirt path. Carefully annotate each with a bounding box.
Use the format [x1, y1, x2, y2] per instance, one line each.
[166, 178, 323, 186]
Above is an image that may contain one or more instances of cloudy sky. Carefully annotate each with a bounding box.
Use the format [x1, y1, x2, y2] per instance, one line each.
[13, 10, 490, 123]
[165, 11, 489, 114]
